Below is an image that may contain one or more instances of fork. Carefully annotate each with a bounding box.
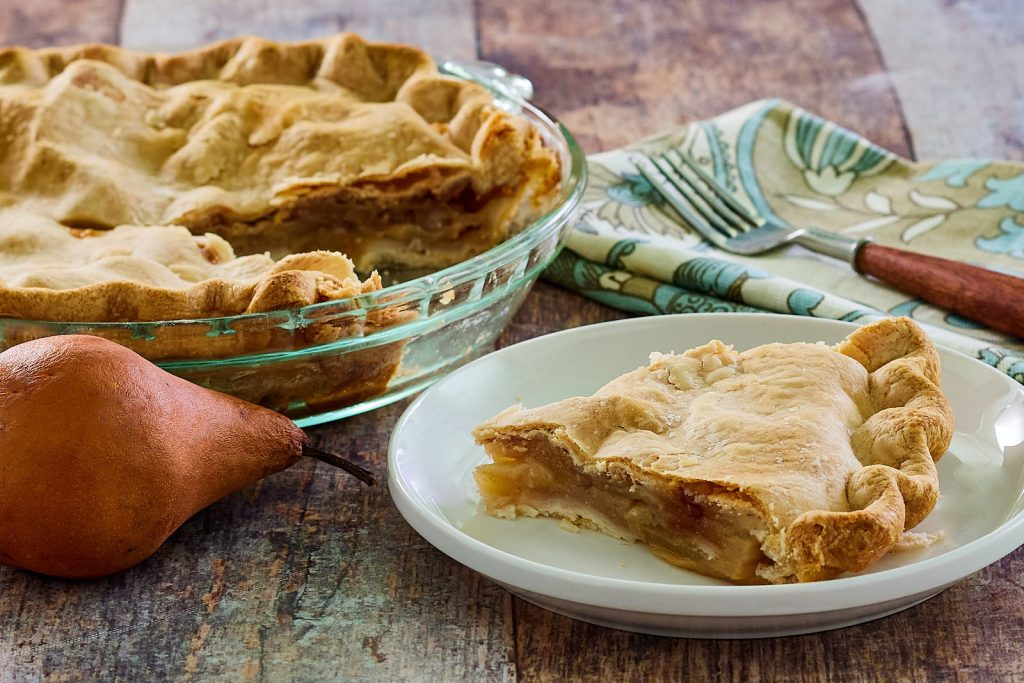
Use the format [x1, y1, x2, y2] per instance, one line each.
[632, 149, 1024, 339]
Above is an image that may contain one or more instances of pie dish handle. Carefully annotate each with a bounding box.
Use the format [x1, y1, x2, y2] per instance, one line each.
[437, 58, 535, 108]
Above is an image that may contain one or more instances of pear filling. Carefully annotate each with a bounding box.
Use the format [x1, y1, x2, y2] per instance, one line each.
[475, 434, 770, 583]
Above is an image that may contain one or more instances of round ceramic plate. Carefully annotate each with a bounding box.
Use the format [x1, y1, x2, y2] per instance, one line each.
[387, 314, 1024, 638]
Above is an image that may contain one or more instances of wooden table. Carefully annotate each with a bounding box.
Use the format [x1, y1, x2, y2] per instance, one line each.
[2, 1, 1023, 680]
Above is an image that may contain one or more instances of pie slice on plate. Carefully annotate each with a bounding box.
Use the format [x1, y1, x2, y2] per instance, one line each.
[473, 318, 954, 584]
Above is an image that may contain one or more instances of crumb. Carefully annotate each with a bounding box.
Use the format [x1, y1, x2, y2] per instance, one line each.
[893, 529, 945, 551]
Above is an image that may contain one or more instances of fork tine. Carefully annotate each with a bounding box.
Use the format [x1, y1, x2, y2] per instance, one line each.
[649, 154, 739, 239]
[671, 148, 765, 227]
[660, 151, 753, 232]
[631, 154, 733, 243]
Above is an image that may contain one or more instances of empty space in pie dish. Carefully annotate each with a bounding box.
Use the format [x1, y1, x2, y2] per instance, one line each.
[388, 314, 1024, 624]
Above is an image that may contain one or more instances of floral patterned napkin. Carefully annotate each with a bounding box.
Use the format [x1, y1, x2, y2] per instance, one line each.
[544, 99, 1024, 382]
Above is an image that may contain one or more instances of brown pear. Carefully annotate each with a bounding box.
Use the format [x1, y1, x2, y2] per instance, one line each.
[0, 334, 373, 579]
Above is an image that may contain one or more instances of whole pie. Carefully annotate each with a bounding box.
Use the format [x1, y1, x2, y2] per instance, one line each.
[0, 33, 561, 275]
[0, 34, 562, 411]
[473, 318, 954, 584]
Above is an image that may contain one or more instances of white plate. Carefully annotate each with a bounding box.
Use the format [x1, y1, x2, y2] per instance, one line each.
[387, 314, 1024, 638]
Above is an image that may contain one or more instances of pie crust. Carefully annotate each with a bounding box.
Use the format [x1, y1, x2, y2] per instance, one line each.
[0, 208, 377, 322]
[0, 34, 562, 412]
[473, 318, 954, 584]
[0, 33, 562, 272]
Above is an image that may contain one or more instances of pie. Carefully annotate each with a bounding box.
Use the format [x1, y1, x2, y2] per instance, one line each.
[0, 34, 562, 412]
[0, 33, 561, 273]
[473, 318, 954, 584]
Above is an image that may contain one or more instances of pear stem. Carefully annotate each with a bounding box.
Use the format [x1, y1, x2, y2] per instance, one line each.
[302, 444, 376, 486]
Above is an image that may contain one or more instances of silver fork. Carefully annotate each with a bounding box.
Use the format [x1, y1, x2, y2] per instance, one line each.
[631, 149, 1024, 339]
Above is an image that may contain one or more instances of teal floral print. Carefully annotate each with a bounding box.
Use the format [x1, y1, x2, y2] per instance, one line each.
[544, 99, 1024, 384]
[978, 172, 1024, 211]
[977, 216, 1024, 258]
[783, 107, 896, 195]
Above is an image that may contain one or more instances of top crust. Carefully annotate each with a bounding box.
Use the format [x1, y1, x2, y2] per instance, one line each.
[0, 208, 376, 322]
[0, 33, 560, 254]
[0, 33, 562, 322]
[473, 318, 954, 583]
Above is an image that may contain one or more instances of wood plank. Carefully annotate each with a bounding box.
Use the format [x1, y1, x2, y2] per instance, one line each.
[512, 551, 1024, 681]
[120, 0, 476, 59]
[859, 0, 1024, 160]
[477, 0, 913, 158]
[0, 0, 122, 47]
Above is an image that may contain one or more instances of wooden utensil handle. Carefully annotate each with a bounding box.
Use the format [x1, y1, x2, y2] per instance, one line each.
[855, 243, 1024, 338]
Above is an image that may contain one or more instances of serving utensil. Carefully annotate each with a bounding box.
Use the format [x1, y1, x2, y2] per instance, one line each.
[632, 149, 1024, 339]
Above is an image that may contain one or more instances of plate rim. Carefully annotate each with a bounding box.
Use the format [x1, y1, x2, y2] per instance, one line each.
[387, 313, 1024, 617]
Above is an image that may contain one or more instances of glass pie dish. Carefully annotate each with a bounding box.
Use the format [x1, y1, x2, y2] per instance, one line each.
[0, 62, 586, 427]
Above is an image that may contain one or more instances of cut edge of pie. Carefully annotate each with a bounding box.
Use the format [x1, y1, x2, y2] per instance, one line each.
[472, 318, 954, 584]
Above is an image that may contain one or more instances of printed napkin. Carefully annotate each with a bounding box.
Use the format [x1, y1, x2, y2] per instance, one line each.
[544, 99, 1024, 381]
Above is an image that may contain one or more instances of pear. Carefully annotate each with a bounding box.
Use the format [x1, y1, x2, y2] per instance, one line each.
[0, 335, 373, 579]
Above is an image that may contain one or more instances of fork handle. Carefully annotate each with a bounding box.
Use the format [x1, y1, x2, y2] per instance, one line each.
[855, 243, 1024, 338]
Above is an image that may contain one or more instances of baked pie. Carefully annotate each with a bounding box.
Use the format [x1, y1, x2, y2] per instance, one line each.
[0, 34, 562, 412]
[473, 318, 953, 584]
[0, 33, 560, 273]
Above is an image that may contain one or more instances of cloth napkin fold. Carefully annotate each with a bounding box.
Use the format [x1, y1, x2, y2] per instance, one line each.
[544, 99, 1024, 382]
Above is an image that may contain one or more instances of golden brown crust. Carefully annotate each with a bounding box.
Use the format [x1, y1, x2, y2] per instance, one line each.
[473, 318, 954, 584]
[0, 209, 379, 323]
[785, 317, 954, 581]
[0, 33, 561, 272]
[0, 32, 560, 416]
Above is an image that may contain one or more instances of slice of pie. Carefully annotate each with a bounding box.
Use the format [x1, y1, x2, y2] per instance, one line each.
[473, 318, 953, 584]
[0, 33, 562, 272]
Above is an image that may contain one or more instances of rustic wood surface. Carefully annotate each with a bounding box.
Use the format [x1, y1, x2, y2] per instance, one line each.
[2, 0, 1023, 680]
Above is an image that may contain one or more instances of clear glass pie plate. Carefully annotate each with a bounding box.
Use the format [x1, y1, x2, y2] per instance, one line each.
[0, 65, 587, 427]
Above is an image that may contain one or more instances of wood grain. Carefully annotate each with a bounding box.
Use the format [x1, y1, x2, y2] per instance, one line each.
[0, 0, 122, 47]
[1, 0, 1023, 680]
[859, 0, 1024, 160]
[476, 0, 914, 158]
[120, 0, 476, 60]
